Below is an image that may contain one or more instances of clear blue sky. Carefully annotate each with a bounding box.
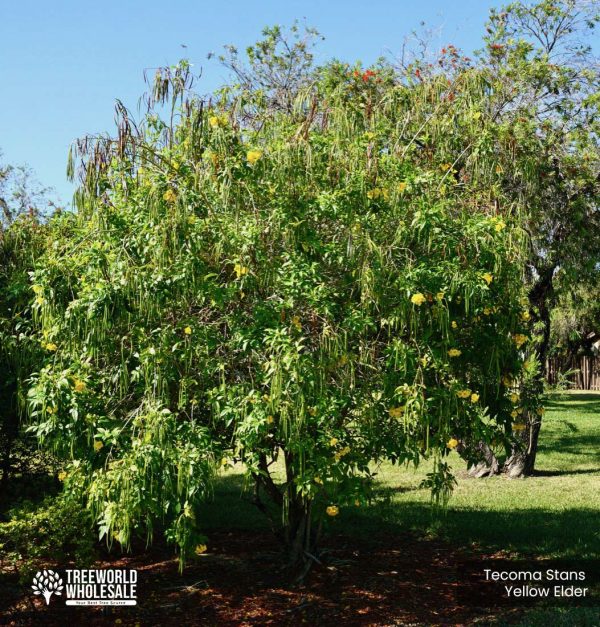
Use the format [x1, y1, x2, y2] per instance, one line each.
[1, 0, 503, 204]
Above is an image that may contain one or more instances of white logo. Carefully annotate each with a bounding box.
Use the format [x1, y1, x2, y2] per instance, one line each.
[32, 570, 64, 605]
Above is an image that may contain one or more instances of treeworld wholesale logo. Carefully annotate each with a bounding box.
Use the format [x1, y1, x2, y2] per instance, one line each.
[32, 570, 64, 605]
[32, 569, 137, 606]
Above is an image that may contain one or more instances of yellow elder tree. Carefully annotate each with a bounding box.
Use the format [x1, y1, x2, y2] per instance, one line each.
[28, 58, 535, 570]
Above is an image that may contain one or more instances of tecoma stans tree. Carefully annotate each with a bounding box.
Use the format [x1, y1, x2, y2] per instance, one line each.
[28, 29, 541, 576]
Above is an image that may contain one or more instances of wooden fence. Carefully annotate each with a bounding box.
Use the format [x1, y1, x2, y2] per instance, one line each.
[546, 355, 600, 391]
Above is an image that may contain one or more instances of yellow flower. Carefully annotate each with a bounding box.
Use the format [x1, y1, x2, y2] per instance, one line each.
[472, 111, 482, 120]
[184, 326, 192, 335]
[93, 440, 104, 452]
[354, 499, 361, 507]
[481, 272, 493, 285]
[195, 544, 208, 555]
[314, 476, 323, 485]
[495, 165, 503, 174]
[220, 457, 229, 467]
[57, 471, 67, 482]
[411, 292, 427, 306]
[471, 393, 480, 403]
[483, 307, 492, 316]
[209, 114, 227, 128]
[32, 284, 43, 294]
[388, 406, 405, 419]
[246, 150, 262, 165]
[513, 423, 526, 432]
[494, 220, 506, 232]
[266, 415, 274, 424]
[46, 406, 56, 415]
[36, 296, 45, 305]
[513, 333, 528, 348]
[521, 311, 531, 322]
[291, 315, 302, 331]
[511, 409, 518, 418]
[397, 182, 407, 193]
[457, 389, 471, 399]
[436, 292, 445, 301]
[204, 151, 219, 166]
[448, 348, 461, 358]
[420, 356, 429, 366]
[326, 505, 339, 517]
[502, 375, 513, 387]
[440, 163, 452, 171]
[234, 263, 249, 279]
[451, 321, 458, 329]
[308, 407, 317, 416]
[367, 188, 382, 200]
[329, 437, 339, 447]
[45, 342, 57, 352]
[163, 188, 177, 204]
[73, 379, 86, 393]
[510, 393, 520, 404]
[447, 438, 459, 450]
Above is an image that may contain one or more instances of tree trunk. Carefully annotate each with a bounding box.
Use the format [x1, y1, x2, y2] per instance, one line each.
[463, 441, 500, 478]
[502, 263, 554, 478]
[252, 452, 321, 582]
[503, 413, 542, 477]
[284, 499, 320, 579]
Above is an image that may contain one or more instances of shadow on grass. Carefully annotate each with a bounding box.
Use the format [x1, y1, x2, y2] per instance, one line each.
[534, 468, 600, 477]
[537, 431, 600, 466]
[545, 394, 600, 414]
[203, 474, 600, 561]
[341, 502, 600, 559]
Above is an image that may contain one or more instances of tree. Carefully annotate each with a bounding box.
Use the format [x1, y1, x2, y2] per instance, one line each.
[27, 39, 538, 576]
[0, 151, 56, 227]
[478, 0, 600, 475]
[0, 153, 52, 495]
[549, 272, 600, 359]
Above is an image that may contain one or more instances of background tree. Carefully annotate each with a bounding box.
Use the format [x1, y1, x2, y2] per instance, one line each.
[550, 272, 600, 360]
[0, 214, 47, 496]
[0, 152, 55, 497]
[0, 151, 56, 226]
[478, 0, 600, 475]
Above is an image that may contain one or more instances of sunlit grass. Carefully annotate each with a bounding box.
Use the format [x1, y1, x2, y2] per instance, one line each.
[203, 392, 600, 560]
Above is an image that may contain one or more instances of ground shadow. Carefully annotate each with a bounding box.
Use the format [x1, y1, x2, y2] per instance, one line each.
[534, 468, 600, 477]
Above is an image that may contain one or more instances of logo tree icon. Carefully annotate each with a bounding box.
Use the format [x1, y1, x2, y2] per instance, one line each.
[32, 570, 64, 605]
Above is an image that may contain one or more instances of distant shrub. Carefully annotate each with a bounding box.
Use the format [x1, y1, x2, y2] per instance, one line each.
[0, 495, 96, 581]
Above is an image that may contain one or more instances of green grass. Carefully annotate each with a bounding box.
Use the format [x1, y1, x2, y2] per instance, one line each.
[202, 391, 600, 560]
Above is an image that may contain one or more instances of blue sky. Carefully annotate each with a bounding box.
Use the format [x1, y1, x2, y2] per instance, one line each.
[1, 0, 503, 204]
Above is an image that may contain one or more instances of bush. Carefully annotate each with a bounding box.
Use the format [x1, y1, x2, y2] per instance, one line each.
[0, 495, 96, 581]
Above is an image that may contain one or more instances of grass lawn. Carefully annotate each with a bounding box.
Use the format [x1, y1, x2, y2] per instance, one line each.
[204, 391, 600, 562]
[3, 392, 598, 626]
